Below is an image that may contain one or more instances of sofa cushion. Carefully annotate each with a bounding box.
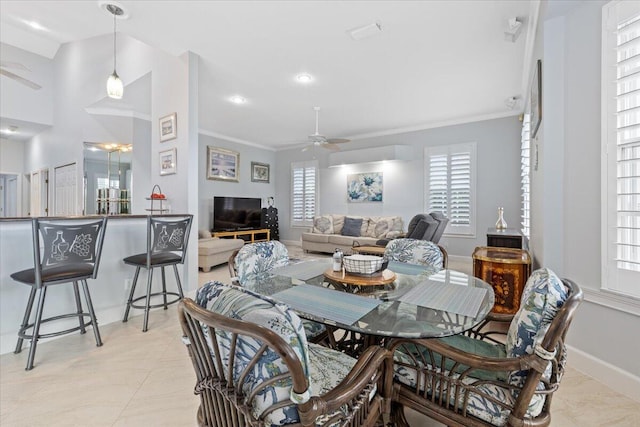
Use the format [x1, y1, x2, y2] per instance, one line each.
[341, 217, 363, 236]
[312, 215, 334, 234]
[198, 229, 211, 239]
[328, 235, 378, 246]
[391, 216, 404, 232]
[331, 214, 346, 234]
[366, 216, 395, 238]
[301, 232, 330, 243]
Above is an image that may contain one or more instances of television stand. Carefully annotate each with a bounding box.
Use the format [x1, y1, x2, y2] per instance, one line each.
[212, 228, 271, 243]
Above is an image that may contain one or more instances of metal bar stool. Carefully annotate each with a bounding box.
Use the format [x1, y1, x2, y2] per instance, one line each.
[11, 217, 108, 370]
[122, 214, 192, 332]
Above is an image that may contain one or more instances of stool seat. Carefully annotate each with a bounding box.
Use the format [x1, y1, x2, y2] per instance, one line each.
[11, 264, 95, 285]
[123, 252, 182, 267]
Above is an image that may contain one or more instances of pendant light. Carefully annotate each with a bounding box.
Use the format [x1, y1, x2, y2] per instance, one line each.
[106, 4, 124, 99]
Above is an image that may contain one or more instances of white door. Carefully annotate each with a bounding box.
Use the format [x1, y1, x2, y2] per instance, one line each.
[30, 171, 41, 216]
[54, 163, 77, 216]
[5, 175, 17, 216]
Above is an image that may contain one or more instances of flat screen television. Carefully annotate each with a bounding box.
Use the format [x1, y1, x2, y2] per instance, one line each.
[213, 196, 262, 232]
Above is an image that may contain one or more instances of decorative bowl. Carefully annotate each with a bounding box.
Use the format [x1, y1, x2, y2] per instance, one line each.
[342, 254, 385, 275]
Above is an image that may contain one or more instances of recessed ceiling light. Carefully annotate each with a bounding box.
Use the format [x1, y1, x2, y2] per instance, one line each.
[230, 95, 246, 104]
[1, 126, 18, 134]
[296, 73, 313, 83]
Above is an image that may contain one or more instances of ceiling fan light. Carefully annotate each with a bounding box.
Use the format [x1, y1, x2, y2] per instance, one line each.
[107, 71, 123, 99]
[296, 73, 313, 83]
[230, 95, 246, 104]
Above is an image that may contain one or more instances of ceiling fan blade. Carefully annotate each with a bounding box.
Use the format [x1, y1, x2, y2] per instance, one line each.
[326, 138, 350, 144]
[0, 69, 42, 90]
[323, 143, 341, 151]
[0, 61, 30, 71]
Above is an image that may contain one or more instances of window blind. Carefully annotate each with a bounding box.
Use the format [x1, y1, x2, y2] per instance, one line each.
[615, 14, 640, 273]
[291, 161, 317, 227]
[425, 143, 476, 236]
[521, 114, 531, 238]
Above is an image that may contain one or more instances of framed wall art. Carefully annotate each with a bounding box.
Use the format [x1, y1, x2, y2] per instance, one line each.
[347, 172, 383, 202]
[251, 162, 270, 183]
[207, 146, 239, 182]
[530, 60, 542, 139]
[159, 148, 177, 175]
[159, 113, 177, 142]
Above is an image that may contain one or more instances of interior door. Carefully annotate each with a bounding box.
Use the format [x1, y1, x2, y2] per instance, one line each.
[5, 175, 17, 216]
[30, 171, 41, 216]
[54, 162, 77, 216]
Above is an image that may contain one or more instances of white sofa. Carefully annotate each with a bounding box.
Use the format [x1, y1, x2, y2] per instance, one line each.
[301, 214, 404, 254]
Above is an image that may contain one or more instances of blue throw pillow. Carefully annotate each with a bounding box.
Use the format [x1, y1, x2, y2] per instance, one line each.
[341, 217, 363, 237]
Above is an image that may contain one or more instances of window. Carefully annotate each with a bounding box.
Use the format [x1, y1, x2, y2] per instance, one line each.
[602, 0, 640, 297]
[291, 160, 318, 227]
[424, 142, 476, 236]
[521, 114, 531, 239]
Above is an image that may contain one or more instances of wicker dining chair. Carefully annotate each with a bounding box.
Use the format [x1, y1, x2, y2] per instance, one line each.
[228, 241, 327, 343]
[386, 268, 583, 427]
[179, 281, 392, 427]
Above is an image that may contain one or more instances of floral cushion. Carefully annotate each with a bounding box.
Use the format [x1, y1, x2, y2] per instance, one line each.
[196, 281, 357, 426]
[234, 241, 290, 284]
[365, 216, 395, 238]
[505, 268, 568, 391]
[384, 238, 444, 268]
[313, 215, 334, 234]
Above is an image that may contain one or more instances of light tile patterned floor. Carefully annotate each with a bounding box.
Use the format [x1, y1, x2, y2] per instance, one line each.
[1, 246, 638, 426]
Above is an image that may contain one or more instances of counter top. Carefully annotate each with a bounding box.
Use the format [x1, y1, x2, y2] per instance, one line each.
[0, 214, 189, 222]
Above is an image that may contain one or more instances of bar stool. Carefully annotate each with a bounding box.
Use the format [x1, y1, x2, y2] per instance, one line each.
[123, 215, 192, 332]
[11, 217, 108, 370]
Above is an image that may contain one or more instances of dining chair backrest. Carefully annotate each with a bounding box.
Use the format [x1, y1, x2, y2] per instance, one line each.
[147, 215, 193, 265]
[384, 238, 446, 269]
[233, 240, 289, 284]
[33, 217, 108, 286]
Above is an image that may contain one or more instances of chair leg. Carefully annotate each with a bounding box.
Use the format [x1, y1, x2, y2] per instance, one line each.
[15, 286, 37, 354]
[72, 281, 86, 334]
[161, 266, 168, 310]
[123, 267, 141, 322]
[81, 279, 102, 347]
[142, 268, 154, 332]
[173, 265, 184, 298]
[25, 287, 47, 371]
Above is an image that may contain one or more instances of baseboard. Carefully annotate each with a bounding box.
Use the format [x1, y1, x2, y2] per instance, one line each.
[567, 344, 640, 403]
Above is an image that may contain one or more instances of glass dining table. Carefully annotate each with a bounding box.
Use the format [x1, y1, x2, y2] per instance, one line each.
[241, 259, 495, 346]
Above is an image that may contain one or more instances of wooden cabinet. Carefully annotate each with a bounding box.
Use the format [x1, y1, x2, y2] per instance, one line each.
[212, 228, 270, 243]
[473, 246, 531, 315]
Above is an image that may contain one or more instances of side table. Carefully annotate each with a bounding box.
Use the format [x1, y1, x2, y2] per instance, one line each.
[472, 246, 531, 315]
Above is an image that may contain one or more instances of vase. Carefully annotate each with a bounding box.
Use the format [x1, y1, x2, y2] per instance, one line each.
[495, 207, 507, 230]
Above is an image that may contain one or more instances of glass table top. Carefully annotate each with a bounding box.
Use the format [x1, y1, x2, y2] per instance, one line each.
[241, 259, 495, 339]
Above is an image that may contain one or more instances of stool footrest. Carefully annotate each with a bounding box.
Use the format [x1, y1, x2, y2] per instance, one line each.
[129, 291, 182, 310]
[17, 313, 97, 341]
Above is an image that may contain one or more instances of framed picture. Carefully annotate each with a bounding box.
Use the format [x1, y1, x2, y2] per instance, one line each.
[159, 148, 177, 175]
[251, 162, 270, 183]
[159, 113, 177, 142]
[347, 172, 383, 202]
[530, 59, 542, 139]
[207, 146, 239, 182]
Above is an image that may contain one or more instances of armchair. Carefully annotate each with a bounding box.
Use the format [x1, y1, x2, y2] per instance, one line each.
[386, 268, 583, 426]
[384, 238, 448, 269]
[179, 281, 392, 426]
[376, 212, 449, 247]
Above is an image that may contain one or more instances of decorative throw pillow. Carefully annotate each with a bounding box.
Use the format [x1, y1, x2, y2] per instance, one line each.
[366, 217, 394, 238]
[391, 216, 404, 232]
[407, 219, 428, 240]
[198, 229, 210, 239]
[331, 215, 346, 234]
[341, 217, 363, 237]
[312, 215, 334, 234]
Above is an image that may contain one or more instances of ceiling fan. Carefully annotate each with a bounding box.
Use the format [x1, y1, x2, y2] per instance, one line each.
[303, 107, 350, 152]
[0, 61, 42, 90]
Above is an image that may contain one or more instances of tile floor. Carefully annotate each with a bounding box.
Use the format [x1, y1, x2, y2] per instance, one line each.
[1, 248, 639, 426]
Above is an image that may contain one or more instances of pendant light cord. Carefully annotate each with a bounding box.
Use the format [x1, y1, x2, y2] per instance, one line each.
[113, 11, 117, 72]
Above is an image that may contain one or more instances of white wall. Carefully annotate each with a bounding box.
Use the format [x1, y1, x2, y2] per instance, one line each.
[275, 116, 522, 257]
[536, 0, 640, 383]
[198, 133, 277, 232]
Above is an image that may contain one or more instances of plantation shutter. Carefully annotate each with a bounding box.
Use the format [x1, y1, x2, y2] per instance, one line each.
[425, 142, 476, 236]
[291, 160, 318, 227]
[521, 114, 531, 238]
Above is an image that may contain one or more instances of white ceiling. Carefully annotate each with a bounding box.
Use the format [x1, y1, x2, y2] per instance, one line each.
[0, 0, 539, 148]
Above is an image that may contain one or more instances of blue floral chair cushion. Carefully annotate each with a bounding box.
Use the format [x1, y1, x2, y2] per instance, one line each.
[234, 241, 290, 284]
[196, 281, 356, 426]
[384, 238, 444, 269]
